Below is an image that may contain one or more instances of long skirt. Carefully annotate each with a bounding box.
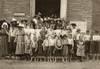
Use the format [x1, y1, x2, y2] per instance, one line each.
[91, 41, 99, 54]
[15, 36, 25, 55]
[9, 37, 16, 55]
[77, 47, 85, 56]
[0, 35, 8, 57]
[37, 46, 43, 56]
[31, 48, 37, 57]
[24, 35, 31, 54]
[62, 45, 68, 57]
[85, 41, 90, 54]
[55, 46, 62, 57]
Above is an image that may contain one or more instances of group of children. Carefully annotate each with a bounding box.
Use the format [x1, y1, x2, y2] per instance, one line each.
[6, 17, 100, 63]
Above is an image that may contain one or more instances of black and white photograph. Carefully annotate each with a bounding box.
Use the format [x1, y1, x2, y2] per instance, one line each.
[0, 0, 100, 69]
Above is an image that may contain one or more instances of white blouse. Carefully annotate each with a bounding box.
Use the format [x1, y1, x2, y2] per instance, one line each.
[93, 35, 100, 41]
[49, 38, 56, 46]
[68, 38, 74, 45]
[84, 34, 91, 41]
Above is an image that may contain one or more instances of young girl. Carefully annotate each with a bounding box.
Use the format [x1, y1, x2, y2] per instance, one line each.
[49, 36, 56, 62]
[67, 34, 74, 62]
[62, 35, 68, 62]
[24, 26, 31, 60]
[77, 35, 85, 62]
[30, 36, 37, 62]
[15, 25, 25, 60]
[92, 30, 100, 60]
[37, 36, 43, 61]
[54, 36, 63, 62]
[84, 30, 91, 59]
[42, 36, 49, 61]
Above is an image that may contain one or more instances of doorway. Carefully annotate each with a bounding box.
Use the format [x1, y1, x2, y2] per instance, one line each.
[35, 0, 60, 17]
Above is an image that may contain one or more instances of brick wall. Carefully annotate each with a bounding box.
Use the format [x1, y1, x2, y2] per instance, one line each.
[92, 0, 100, 33]
[0, 0, 30, 23]
[0, 0, 96, 31]
[67, 0, 92, 30]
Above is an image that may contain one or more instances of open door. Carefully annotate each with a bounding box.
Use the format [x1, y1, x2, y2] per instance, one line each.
[35, 0, 60, 17]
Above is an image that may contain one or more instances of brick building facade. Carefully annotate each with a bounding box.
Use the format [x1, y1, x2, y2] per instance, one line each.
[0, 0, 100, 32]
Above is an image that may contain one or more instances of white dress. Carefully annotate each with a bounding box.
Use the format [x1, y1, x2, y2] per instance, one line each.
[30, 29, 36, 41]
[35, 29, 41, 39]
[24, 28, 31, 54]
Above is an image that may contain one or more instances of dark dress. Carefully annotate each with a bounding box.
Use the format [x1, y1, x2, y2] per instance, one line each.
[0, 29, 8, 57]
[37, 39, 43, 56]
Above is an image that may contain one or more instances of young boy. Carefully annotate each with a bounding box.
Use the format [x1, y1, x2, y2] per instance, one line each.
[67, 34, 74, 62]
[49, 36, 56, 62]
[30, 36, 37, 62]
[84, 30, 91, 59]
[42, 36, 49, 61]
[92, 30, 100, 60]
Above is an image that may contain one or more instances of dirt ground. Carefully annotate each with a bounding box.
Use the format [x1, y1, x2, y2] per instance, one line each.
[0, 60, 100, 69]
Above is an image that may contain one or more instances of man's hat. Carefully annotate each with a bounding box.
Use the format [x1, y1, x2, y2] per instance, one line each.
[11, 18, 17, 23]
